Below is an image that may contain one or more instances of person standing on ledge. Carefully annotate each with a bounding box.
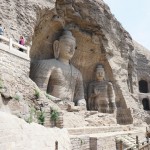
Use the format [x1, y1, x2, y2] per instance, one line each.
[19, 36, 25, 52]
[0, 24, 4, 36]
[0, 24, 4, 42]
[31, 30, 86, 107]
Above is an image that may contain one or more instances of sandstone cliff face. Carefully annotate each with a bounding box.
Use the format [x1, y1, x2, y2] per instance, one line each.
[0, 0, 60, 125]
[30, 0, 135, 123]
[0, 0, 150, 125]
[133, 41, 150, 124]
[0, 47, 60, 125]
[0, 0, 55, 44]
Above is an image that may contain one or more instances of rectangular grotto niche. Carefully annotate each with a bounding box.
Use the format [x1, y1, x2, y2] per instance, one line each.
[29, 14, 133, 124]
[30, 24, 116, 106]
[28, 1, 120, 115]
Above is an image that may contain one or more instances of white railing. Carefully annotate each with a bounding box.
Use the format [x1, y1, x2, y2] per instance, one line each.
[0, 35, 30, 59]
[121, 138, 149, 150]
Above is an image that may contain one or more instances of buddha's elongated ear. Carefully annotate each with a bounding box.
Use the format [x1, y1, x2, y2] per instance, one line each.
[53, 40, 59, 59]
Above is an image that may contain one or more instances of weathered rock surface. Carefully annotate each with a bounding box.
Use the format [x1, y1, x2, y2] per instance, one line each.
[0, 0, 55, 44]
[133, 41, 150, 124]
[0, 46, 60, 126]
[0, 0, 150, 130]
[0, 111, 71, 150]
[1, 0, 150, 149]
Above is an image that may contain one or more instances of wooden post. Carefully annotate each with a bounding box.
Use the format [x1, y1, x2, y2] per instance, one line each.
[27, 46, 30, 57]
[147, 137, 149, 143]
[9, 38, 12, 50]
[146, 126, 150, 147]
[119, 140, 123, 150]
[55, 141, 58, 150]
[136, 136, 139, 149]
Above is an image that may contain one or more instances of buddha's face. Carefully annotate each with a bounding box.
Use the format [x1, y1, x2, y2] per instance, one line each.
[58, 38, 76, 60]
[96, 68, 104, 81]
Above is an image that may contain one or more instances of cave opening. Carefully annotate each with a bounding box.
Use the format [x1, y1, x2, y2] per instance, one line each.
[142, 98, 150, 111]
[139, 80, 148, 93]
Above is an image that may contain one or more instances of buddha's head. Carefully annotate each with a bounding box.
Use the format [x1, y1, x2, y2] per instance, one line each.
[95, 64, 105, 81]
[53, 30, 76, 61]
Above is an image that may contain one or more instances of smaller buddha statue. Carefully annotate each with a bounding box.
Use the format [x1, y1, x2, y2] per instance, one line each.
[88, 64, 116, 113]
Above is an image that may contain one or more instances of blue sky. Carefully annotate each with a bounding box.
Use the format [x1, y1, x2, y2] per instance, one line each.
[103, 0, 150, 50]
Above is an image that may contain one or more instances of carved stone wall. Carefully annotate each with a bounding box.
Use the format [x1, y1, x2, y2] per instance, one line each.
[133, 41, 150, 123]
[0, 48, 60, 124]
[0, 47, 31, 97]
[0, 48, 31, 117]
[2, 0, 150, 125]
[135, 41, 150, 85]
[29, 0, 134, 123]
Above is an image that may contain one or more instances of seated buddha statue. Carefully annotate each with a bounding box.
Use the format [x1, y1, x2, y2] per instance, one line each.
[31, 30, 86, 107]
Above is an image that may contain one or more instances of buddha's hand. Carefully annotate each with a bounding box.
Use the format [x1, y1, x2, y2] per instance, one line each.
[77, 99, 86, 107]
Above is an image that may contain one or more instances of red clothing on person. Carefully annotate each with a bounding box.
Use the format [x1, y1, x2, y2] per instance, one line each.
[19, 38, 25, 45]
[19, 37, 25, 52]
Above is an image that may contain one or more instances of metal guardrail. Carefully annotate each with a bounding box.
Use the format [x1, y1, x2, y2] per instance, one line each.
[116, 128, 150, 150]
[139, 143, 150, 150]
[0, 35, 30, 57]
[118, 137, 150, 150]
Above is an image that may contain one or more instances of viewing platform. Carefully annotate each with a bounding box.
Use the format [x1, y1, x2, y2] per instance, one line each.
[0, 35, 30, 61]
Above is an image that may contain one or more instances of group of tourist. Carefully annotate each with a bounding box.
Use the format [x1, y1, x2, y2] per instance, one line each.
[0, 24, 25, 52]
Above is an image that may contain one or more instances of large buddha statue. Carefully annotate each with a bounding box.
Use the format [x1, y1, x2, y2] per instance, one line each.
[31, 30, 86, 107]
[88, 64, 116, 113]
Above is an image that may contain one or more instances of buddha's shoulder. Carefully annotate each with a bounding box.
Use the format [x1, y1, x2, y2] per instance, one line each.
[40, 59, 57, 63]
[33, 59, 58, 65]
[71, 65, 82, 75]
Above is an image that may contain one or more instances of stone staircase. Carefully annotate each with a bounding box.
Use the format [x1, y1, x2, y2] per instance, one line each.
[116, 134, 137, 149]
[68, 126, 146, 150]
[67, 125, 130, 135]
[116, 133, 149, 150]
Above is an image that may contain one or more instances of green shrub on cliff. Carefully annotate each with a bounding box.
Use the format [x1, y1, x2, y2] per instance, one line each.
[14, 94, 20, 101]
[34, 89, 40, 99]
[37, 110, 45, 125]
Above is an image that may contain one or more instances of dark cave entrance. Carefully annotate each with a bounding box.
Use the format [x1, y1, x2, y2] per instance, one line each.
[142, 98, 150, 111]
[139, 80, 148, 93]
